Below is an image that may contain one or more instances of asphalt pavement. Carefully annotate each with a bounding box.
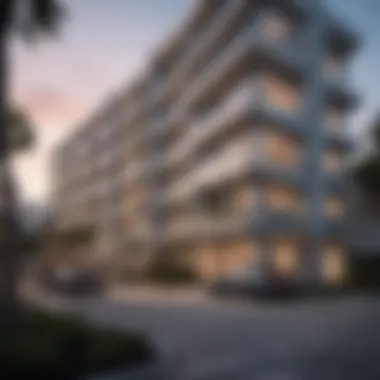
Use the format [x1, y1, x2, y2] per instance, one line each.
[26, 284, 380, 380]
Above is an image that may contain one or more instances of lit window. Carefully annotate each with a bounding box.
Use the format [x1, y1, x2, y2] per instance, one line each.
[272, 239, 299, 275]
[265, 75, 300, 113]
[267, 186, 304, 213]
[323, 245, 345, 284]
[266, 132, 301, 167]
[231, 186, 255, 212]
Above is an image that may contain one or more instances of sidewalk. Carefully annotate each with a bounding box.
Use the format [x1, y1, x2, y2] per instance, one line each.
[108, 284, 208, 305]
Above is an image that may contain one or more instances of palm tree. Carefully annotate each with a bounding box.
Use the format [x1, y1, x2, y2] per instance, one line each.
[0, 108, 35, 317]
[0, 1, 63, 319]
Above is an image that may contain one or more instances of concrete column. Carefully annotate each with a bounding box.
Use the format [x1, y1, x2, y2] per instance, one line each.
[300, 2, 327, 284]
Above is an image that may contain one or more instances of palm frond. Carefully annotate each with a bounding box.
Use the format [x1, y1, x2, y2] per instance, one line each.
[14, 0, 65, 41]
[7, 107, 35, 153]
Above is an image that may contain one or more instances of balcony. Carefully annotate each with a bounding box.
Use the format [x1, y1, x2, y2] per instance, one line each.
[123, 161, 145, 186]
[177, 19, 303, 115]
[126, 225, 152, 244]
[165, 215, 250, 243]
[165, 0, 249, 97]
[165, 83, 304, 172]
[167, 138, 305, 203]
[325, 171, 349, 193]
[167, 83, 259, 168]
[251, 206, 306, 237]
[150, 105, 185, 137]
[292, 0, 360, 55]
[325, 130, 353, 152]
[324, 76, 359, 111]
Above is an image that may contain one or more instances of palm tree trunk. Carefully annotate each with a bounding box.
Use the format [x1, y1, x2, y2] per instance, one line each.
[0, 32, 22, 322]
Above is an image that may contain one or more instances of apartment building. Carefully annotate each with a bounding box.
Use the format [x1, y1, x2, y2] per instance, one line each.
[52, 0, 359, 284]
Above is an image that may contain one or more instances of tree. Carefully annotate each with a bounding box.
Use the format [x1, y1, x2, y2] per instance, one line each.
[353, 117, 380, 205]
[0, 1, 63, 319]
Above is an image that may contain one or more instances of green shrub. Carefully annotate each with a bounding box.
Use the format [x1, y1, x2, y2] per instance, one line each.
[349, 255, 380, 291]
[0, 308, 155, 378]
[146, 256, 197, 285]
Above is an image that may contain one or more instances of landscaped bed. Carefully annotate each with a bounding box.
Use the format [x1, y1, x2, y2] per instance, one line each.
[0, 307, 155, 379]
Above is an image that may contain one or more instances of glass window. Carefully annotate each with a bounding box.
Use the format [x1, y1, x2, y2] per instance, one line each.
[266, 132, 301, 167]
[267, 186, 304, 213]
[322, 245, 345, 284]
[272, 239, 299, 276]
[265, 75, 301, 113]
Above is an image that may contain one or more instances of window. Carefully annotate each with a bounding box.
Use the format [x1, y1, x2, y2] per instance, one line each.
[265, 75, 301, 113]
[267, 186, 304, 213]
[221, 242, 256, 275]
[266, 132, 301, 167]
[230, 186, 255, 212]
[272, 239, 299, 276]
[325, 197, 345, 218]
[322, 245, 345, 284]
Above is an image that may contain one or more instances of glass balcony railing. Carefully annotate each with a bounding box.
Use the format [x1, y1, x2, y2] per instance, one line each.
[178, 22, 301, 115]
[169, 1, 247, 90]
[251, 206, 306, 235]
[167, 83, 260, 166]
[178, 22, 257, 112]
[168, 140, 257, 200]
[166, 215, 249, 240]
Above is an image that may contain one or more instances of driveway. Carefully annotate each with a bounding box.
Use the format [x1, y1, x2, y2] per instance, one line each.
[27, 285, 380, 380]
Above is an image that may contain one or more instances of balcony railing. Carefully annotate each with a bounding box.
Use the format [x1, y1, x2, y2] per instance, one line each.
[166, 214, 249, 241]
[251, 206, 306, 236]
[168, 0, 247, 92]
[167, 83, 261, 167]
[177, 21, 301, 116]
[123, 161, 145, 185]
[168, 140, 257, 201]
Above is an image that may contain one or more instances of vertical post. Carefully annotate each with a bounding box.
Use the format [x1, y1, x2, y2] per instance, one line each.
[301, 2, 327, 285]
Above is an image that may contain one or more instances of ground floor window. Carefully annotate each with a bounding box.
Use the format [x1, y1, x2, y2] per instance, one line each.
[322, 245, 346, 284]
[271, 238, 300, 277]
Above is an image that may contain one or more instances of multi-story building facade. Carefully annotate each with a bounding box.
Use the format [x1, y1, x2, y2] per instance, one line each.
[52, 0, 359, 284]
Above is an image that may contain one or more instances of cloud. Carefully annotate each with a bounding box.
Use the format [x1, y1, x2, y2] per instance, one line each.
[20, 86, 91, 128]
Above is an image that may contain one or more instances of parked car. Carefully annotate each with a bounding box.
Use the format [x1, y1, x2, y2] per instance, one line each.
[208, 268, 264, 297]
[40, 267, 104, 296]
[208, 268, 302, 300]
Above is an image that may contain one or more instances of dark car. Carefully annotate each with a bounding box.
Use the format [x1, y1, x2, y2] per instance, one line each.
[208, 269, 302, 300]
[61, 270, 104, 295]
[40, 267, 104, 296]
[208, 268, 265, 298]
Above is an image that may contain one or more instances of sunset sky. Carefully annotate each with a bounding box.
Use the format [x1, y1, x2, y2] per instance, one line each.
[11, 0, 380, 203]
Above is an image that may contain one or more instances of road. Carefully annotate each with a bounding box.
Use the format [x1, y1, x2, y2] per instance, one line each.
[30, 286, 380, 380]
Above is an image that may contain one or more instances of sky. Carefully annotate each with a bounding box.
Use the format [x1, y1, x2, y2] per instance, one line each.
[12, 0, 380, 203]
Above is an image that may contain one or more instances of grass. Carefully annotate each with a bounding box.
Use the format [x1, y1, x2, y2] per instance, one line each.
[0, 307, 155, 378]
